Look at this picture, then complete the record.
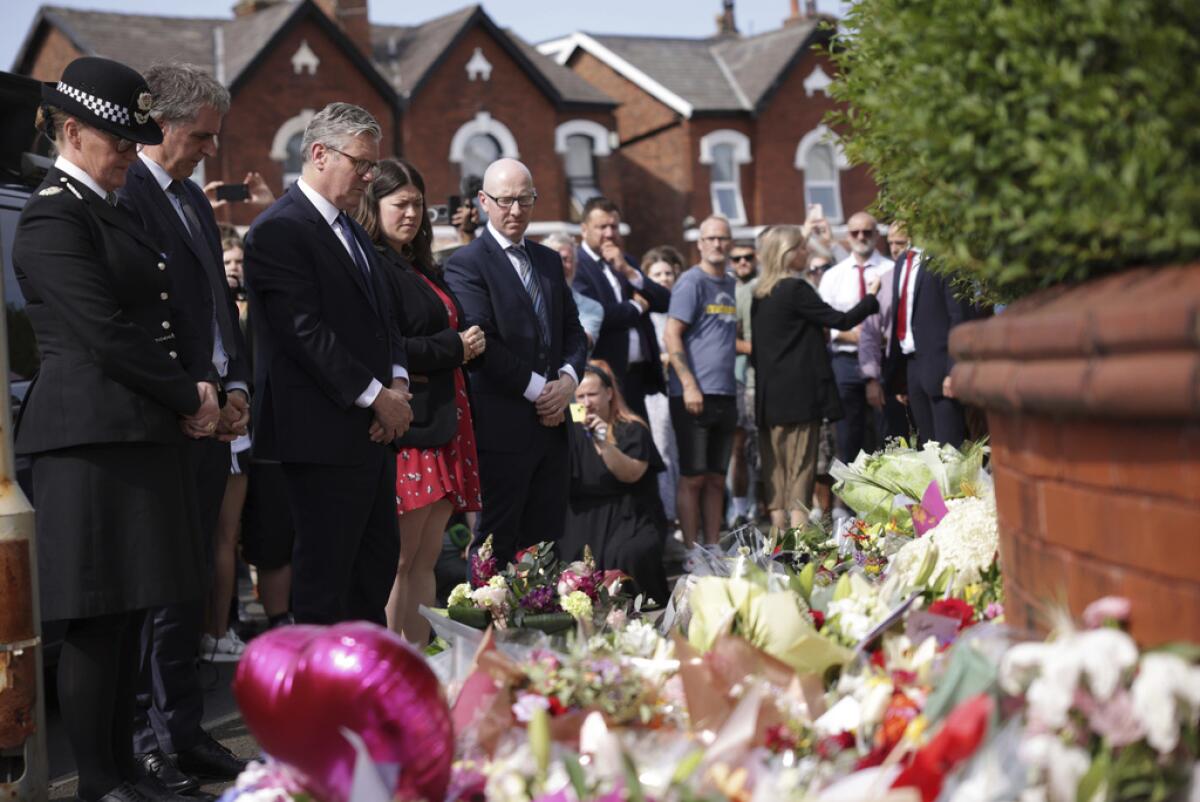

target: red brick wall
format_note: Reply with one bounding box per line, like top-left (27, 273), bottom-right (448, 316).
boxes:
top-left (568, 50), bottom-right (690, 258)
top-left (402, 25), bottom-right (615, 227)
top-left (24, 26), bottom-right (84, 83)
top-left (214, 13), bottom-right (397, 226)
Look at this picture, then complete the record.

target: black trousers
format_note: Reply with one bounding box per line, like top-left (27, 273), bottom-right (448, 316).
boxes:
top-left (831, 353), bottom-right (873, 463)
top-left (906, 357), bottom-right (967, 448)
top-left (284, 449), bottom-right (399, 625)
top-left (474, 424), bottom-right (569, 565)
top-left (133, 437), bottom-right (228, 755)
top-left (618, 364), bottom-right (649, 423)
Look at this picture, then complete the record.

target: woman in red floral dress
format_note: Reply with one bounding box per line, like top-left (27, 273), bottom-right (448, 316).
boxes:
top-left (356, 159), bottom-right (483, 644)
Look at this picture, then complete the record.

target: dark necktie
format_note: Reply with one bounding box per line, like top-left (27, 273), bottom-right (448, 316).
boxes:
top-left (104, 191), bottom-right (117, 207)
top-left (856, 263), bottom-right (867, 300)
top-left (509, 244), bottom-right (549, 344)
top-left (166, 180), bottom-right (239, 360)
top-left (334, 212), bottom-right (378, 309)
top-left (896, 250), bottom-right (915, 343)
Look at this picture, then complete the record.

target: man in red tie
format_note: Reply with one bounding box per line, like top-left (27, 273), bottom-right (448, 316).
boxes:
top-left (817, 211), bottom-right (889, 467)
top-left (860, 222), bottom-right (912, 442)
top-left (880, 229), bottom-right (978, 447)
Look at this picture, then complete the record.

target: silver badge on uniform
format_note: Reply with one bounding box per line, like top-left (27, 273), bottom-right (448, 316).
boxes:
top-left (38, 186), bottom-right (63, 196)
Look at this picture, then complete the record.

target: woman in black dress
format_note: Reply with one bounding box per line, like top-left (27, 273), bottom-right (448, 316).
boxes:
top-left (13, 57), bottom-right (218, 802)
top-left (560, 360), bottom-right (669, 605)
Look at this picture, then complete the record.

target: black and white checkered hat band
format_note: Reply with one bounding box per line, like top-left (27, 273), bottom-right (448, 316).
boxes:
top-left (56, 80), bottom-right (130, 126)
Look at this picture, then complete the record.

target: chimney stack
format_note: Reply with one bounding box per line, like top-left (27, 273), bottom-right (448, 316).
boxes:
top-left (232, 0), bottom-right (281, 17)
top-left (716, 0), bottom-right (739, 36)
top-left (784, 0), bottom-right (819, 26)
top-left (313, 0), bottom-right (372, 56)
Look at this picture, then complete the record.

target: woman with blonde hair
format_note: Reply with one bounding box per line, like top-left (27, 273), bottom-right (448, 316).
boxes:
top-left (559, 359), bottom-right (669, 604)
top-left (751, 226), bottom-right (879, 528)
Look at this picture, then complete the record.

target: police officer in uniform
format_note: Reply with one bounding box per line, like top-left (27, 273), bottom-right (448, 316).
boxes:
top-left (12, 57), bottom-right (220, 802)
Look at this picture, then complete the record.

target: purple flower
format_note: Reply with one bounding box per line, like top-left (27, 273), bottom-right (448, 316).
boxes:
top-left (520, 585), bottom-right (561, 613)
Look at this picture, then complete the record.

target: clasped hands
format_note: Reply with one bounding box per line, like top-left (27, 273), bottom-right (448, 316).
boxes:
top-left (369, 381), bottom-right (414, 443)
top-left (182, 384), bottom-right (251, 440)
top-left (459, 325), bottom-right (486, 363)
top-left (536, 375), bottom-right (575, 427)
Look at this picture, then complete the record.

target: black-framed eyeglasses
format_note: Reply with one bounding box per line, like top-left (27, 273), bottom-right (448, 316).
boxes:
top-left (731, 253), bottom-right (755, 262)
top-left (482, 190), bottom-right (538, 209)
top-left (848, 229), bottom-right (876, 238)
top-left (326, 145), bottom-right (377, 177)
top-left (90, 125), bottom-right (136, 153)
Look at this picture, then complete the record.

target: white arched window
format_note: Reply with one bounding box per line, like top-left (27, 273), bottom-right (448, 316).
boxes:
top-left (795, 125), bottom-right (850, 223)
top-left (449, 112), bottom-right (519, 185)
top-left (555, 120), bottom-right (613, 218)
top-left (699, 129), bottom-right (752, 225)
top-left (270, 109), bottom-right (316, 190)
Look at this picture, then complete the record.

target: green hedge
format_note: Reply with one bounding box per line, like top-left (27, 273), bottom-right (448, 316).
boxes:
top-left (827, 0), bottom-right (1200, 299)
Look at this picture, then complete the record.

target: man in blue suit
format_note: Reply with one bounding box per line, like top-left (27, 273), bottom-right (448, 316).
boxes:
top-left (117, 62), bottom-right (249, 794)
top-left (245, 103), bottom-right (412, 626)
top-left (444, 159), bottom-right (588, 564)
top-left (883, 246), bottom-right (976, 446)
top-left (573, 197), bottom-right (670, 420)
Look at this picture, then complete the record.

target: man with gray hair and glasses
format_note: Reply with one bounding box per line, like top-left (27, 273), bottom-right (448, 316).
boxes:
top-left (245, 103), bottom-right (412, 628)
top-left (117, 61), bottom-right (250, 795)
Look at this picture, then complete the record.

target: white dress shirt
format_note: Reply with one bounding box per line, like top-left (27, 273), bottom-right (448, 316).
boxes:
top-left (296, 177), bottom-right (407, 407)
top-left (818, 250), bottom-right (889, 354)
top-left (137, 153), bottom-right (249, 396)
top-left (897, 248), bottom-right (924, 355)
top-left (581, 241), bottom-right (645, 364)
top-left (54, 155), bottom-right (107, 199)
top-left (487, 221), bottom-right (578, 401)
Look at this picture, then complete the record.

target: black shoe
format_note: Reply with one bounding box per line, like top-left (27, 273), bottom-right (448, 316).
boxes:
top-left (136, 751), bottom-right (198, 795)
top-left (76, 782), bottom-right (152, 802)
top-left (132, 775), bottom-right (200, 802)
top-left (171, 732), bottom-right (248, 781)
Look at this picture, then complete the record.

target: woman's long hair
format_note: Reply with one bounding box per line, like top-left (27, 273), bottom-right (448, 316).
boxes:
top-left (356, 158), bottom-right (435, 271)
top-left (584, 359), bottom-right (647, 429)
top-left (754, 225), bottom-right (807, 298)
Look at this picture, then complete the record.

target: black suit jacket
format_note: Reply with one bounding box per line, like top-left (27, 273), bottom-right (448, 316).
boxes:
top-left (443, 229), bottom-right (587, 453)
top-left (883, 251), bottom-right (976, 397)
top-left (117, 159), bottom-right (249, 389)
top-left (244, 183), bottom-right (406, 465)
top-left (375, 245), bottom-right (466, 448)
top-left (751, 276), bottom-right (878, 427)
top-left (573, 246), bottom-right (670, 392)
top-left (12, 167), bottom-right (200, 453)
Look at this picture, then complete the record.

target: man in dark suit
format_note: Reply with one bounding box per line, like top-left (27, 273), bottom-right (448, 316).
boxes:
top-left (116, 62), bottom-right (248, 794)
top-left (572, 197), bottom-right (670, 420)
top-left (883, 247), bottom-right (976, 446)
top-left (444, 158), bottom-right (587, 565)
top-left (245, 102), bottom-right (412, 626)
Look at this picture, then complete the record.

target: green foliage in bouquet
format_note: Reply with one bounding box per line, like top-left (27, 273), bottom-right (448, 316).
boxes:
top-left (827, 0), bottom-right (1200, 300)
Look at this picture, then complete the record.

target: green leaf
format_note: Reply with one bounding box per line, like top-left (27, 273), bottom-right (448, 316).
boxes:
top-left (563, 751), bottom-right (588, 799)
top-left (795, 562), bottom-right (816, 604)
top-left (833, 572), bottom-right (853, 602)
top-left (1077, 747), bottom-right (1111, 802)
top-left (671, 749), bottom-right (705, 785)
top-left (528, 707), bottom-right (550, 782)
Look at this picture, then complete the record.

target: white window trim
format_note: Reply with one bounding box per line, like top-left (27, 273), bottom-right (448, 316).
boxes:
top-left (699, 129), bottom-right (751, 226)
top-left (269, 109), bottom-right (316, 162)
top-left (554, 119), bottom-right (613, 156)
top-left (795, 124), bottom-right (850, 223)
top-left (448, 111), bottom-right (519, 163)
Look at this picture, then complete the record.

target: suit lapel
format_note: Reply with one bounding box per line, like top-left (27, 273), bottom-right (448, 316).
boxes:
top-left (581, 248), bottom-right (621, 305)
top-left (70, 172), bottom-right (165, 257)
top-left (130, 161), bottom-right (205, 265)
top-left (286, 184), bottom-right (379, 314)
top-left (481, 230), bottom-right (538, 327)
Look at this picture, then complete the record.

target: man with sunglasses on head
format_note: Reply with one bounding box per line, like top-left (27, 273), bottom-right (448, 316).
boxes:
top-left (818, 211), bottom-right (889, 480)
top-left (444, 158), bottom-right (587, 565)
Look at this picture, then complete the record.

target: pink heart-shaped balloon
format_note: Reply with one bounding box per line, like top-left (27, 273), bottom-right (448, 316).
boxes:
top-left (234, 622), bottom-right (454, 802)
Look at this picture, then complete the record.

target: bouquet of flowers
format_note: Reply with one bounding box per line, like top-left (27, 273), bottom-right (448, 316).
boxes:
top-left (447, 538), bottom-right (627, 633)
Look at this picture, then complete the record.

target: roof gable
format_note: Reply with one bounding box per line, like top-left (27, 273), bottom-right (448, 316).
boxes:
top-left (370, 5), bottom-right (613, 109)
top-left (539, 21), bottom-right (827, 118)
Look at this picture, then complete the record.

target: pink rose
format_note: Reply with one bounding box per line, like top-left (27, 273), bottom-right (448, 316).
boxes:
top-left (1083, 596), bottom-right (1131, 629)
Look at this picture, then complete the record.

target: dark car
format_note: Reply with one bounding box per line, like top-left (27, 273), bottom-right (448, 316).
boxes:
top-left (1, 70), bottom-right (63, 662)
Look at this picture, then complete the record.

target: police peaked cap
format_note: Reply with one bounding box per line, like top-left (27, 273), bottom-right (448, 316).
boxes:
top-left (42, 56), bottom-right (163, 145)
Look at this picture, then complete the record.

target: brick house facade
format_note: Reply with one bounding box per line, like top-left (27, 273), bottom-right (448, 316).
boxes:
top-left (12, 1), bottom-right (876, 254)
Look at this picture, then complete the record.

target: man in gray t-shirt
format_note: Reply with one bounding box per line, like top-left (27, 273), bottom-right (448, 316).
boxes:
top-left (663, 216), bottom-right (738, 547)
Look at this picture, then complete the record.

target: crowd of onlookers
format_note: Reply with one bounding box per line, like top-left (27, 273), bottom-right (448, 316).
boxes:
top-left (16, 54), bottom-right (981, 802)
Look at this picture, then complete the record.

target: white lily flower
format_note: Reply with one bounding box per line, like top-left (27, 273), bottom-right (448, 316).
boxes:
top-left (1131, 652), bottom-right (1200, 754)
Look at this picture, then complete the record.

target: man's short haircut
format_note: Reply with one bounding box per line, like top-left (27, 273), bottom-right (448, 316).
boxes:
top-left (301, 102), bottom-right (382, 163)
top-left (144, 63), bottom-right (230, 123)
top-left (582, 196), bottom-right (620, 220)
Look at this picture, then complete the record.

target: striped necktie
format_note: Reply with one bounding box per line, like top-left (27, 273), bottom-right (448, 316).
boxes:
top-left (509, 244), bottom-right (549, 344)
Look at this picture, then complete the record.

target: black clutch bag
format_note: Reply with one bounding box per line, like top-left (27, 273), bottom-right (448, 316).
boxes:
top-left (393, 372), bottom-right (458, 449)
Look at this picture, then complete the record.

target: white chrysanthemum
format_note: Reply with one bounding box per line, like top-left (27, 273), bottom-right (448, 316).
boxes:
top-left (1018, 734), bottom-right (1092, 802)
top-left (447, 582), bottom-right (472, 607)
top-left (889, 532), bottom-right (934, 588)
top-left (891, 495), bottom-right (998, 592)
top-left (618, 619), bottom-right (661, 658)
top-left (1131, 652), bottom-right (1200, 754)
top-left (488, 574), bottom-right (508, 590)
top-left (827, 592), bottom-right (890, 644)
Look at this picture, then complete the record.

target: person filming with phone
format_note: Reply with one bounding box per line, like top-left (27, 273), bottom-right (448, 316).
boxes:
top-left (559, 360), bottom-right (669, 605)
